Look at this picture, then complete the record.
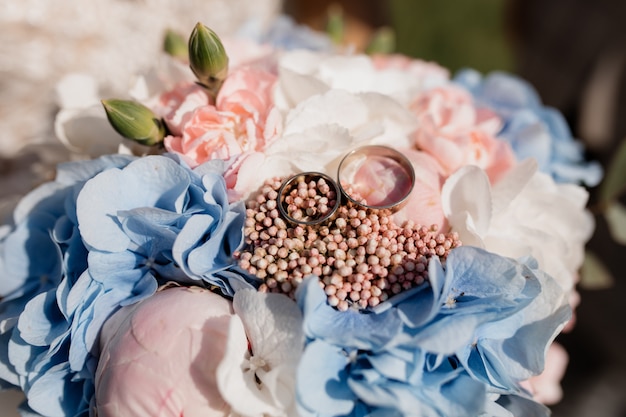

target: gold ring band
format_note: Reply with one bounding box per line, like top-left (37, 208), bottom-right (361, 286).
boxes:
top-left (337, 145), bottom-right (415, 212)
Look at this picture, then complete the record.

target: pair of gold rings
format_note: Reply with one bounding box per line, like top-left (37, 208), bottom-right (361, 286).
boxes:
top-left (277, 145), bottom-right (415, 225)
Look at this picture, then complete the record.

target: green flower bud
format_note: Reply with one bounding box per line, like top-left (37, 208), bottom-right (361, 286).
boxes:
top-left (101, 99), bottom-right (165, 146)
top-left (365, 27), bottom-right (396, 55)
top-left (163, 29), bottom-right (188, 60)
top-left (188, 22), bottom-right (229, 95)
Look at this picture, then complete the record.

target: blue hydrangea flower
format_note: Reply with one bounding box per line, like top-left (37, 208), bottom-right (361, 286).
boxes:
top-left (295, 246), bottom-right (569, 416)
top-left (238, 15), bottom-right (334, 52)
top-left (0, 155), bottom-right (135, 414)
top-left (454, 69), bottom-right (602, 186)
top-left (1, 154), bottom-right (252, 416)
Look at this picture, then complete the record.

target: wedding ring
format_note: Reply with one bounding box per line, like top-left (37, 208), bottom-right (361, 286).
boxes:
top-left (277, 172), bottom-right (341, 225)
top-left (337, 145), bottom-right (415, 212)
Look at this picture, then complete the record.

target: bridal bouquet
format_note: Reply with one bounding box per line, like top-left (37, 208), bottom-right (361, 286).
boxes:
top-left (0, 21), bottom-right (601, 417)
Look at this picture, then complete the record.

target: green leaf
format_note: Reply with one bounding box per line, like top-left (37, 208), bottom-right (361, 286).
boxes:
top-left (579, 251), bottom-right (614, 290)
top-left (605, 201), bottom-right (626, 245)
top-left (365, 27), bottom-right (396, 55)
top-left (600, 137), bottom-right (626, 202)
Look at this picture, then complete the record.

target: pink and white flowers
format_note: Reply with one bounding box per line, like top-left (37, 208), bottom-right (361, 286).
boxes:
top-left (43, 24), bottom-right (599, 416)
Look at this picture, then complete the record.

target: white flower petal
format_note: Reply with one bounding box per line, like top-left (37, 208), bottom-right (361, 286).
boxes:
top-left (491, 158), bottom-right (537, 214)
top-left (442, 165), bottom-right (492, 239)
top-left (233, 289), bottom-right (304, 366)
top-left (217, 290), bottom-right (303, 417)
top-left (217, 317), bottom-right (283, 417)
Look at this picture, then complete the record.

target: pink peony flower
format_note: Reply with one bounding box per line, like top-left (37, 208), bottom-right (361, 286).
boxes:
top-left (163, 67), bottom-right (282, 168)
top-left (95, 286), bottom-right (235, 417)
top-left (410, 84), bottom-right (515, 182)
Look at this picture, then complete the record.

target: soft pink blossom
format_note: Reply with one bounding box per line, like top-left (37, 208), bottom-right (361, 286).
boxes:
top-left (163, 67), bottom-right (282, 168)
top-left (371, 54), bottom-right (450, 83)
top-left (392, 148), bottom-right (447, 230)
top-left (410, 85), bottom-right (515, 181)
top-left (521, 342), bottom-right (569, 405)
top-left (95, 287), bottom-right (235, 417)
top-left (157, 82), bottom-right (210, 135)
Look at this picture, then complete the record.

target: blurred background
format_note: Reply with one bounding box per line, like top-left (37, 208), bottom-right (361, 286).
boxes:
top-left (1, 0), bottom-right (625, 415)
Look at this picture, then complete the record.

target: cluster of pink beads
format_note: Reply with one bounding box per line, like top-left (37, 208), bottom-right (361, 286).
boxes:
top-left (282, 174), bottom-right (338, 223)
top-left (235, 176), bottom-right (462, 311)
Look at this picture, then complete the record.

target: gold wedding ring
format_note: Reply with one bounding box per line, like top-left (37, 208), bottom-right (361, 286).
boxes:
top-left (277, 172), bottom-right (341, 225)
top-left (277, 146), bottom-right (415, 224)
top-left (337, 145), bottom-right (415, 212)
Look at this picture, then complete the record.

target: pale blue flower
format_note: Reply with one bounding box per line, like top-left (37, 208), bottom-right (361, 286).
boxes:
top-left (238, 15), bottom-right (334, 52)
top-left (76, 154), bottom-right (250, 294)
top-left (0, 154), bottom-right (134, 415)
top-left (454, 69), bottom-right (602, 186)
top-left (1, 154), bottom-right (251, 416)
top-left (295, 247), bottom-right (567, 416)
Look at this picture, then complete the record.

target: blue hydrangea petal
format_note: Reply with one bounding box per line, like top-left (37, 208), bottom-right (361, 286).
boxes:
top-left (297, 276), bottom-right (404, 351)
top-left (0, 330), bottom-right (19, 387)
top-left (12, 183), bottom-right (67, 225)
top-left (207, 268), bottom-right (260, 296)
top-left (296, 340), bottom-right (356, 416)
top-left (1, 213), bottom-right (63, 297)
top-left (76, 156), bottom-right (191, 252)
top-left (366, 350), bottom-right (421, 382)
top-left (201, 173), bottom-right (230, 210)
top-left (173, 206), bottom-right (245, 280)
top-left (117, 208), bottom-right (180, 255)
top-left (395, 258), bottom-right (446, 328)
top-left (25, 361), bottom-right (86, 417)
top-left (407, 314), bottom-right (483, 355)
top-left (494, 394), bottom-right (550, 417)
top-left (54, 155), bottom-right (136, 186)
top-left (442, 247), bottom-right (538, 304)
top-left (16, 291), bottom-right (67, 347)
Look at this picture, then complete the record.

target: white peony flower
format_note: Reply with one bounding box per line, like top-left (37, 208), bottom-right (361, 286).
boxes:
top-left (442, 159), bottom-right (593, 291)
top-left (274, 50), bottom-right (449, 111)
top-left (231, 88), bottom-right (418, 198)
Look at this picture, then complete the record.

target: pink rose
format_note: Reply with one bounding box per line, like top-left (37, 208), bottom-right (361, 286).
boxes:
top-left (163, 67), bottom-right (282, 168)
top-left (95, 287), bottom-right (235, 417)
top-left (410, 85), bottom-right (515, 181)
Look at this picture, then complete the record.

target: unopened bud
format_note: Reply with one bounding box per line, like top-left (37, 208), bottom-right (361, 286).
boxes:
top-left (163, 29), bottom-right (188, 60)
top-left (101, 99), bottom-right (165, 146)
top-left (188, 22), bottom-right (229, 95)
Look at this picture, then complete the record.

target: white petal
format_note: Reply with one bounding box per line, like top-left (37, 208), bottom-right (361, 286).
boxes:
top-left (283, 90), bottom-right (369, 136)
top-left (233, 289), bottom-right (304, 366)
top-left (217, 317), bottom-right (282, 417)
top-left (442, 165), bottom-right (492, 239)
top-left (491, 158), bottom-right (537, 214)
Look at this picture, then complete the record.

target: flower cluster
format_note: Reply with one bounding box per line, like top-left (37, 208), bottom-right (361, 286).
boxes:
top-left (0, 19), bottom-right (598, 417)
